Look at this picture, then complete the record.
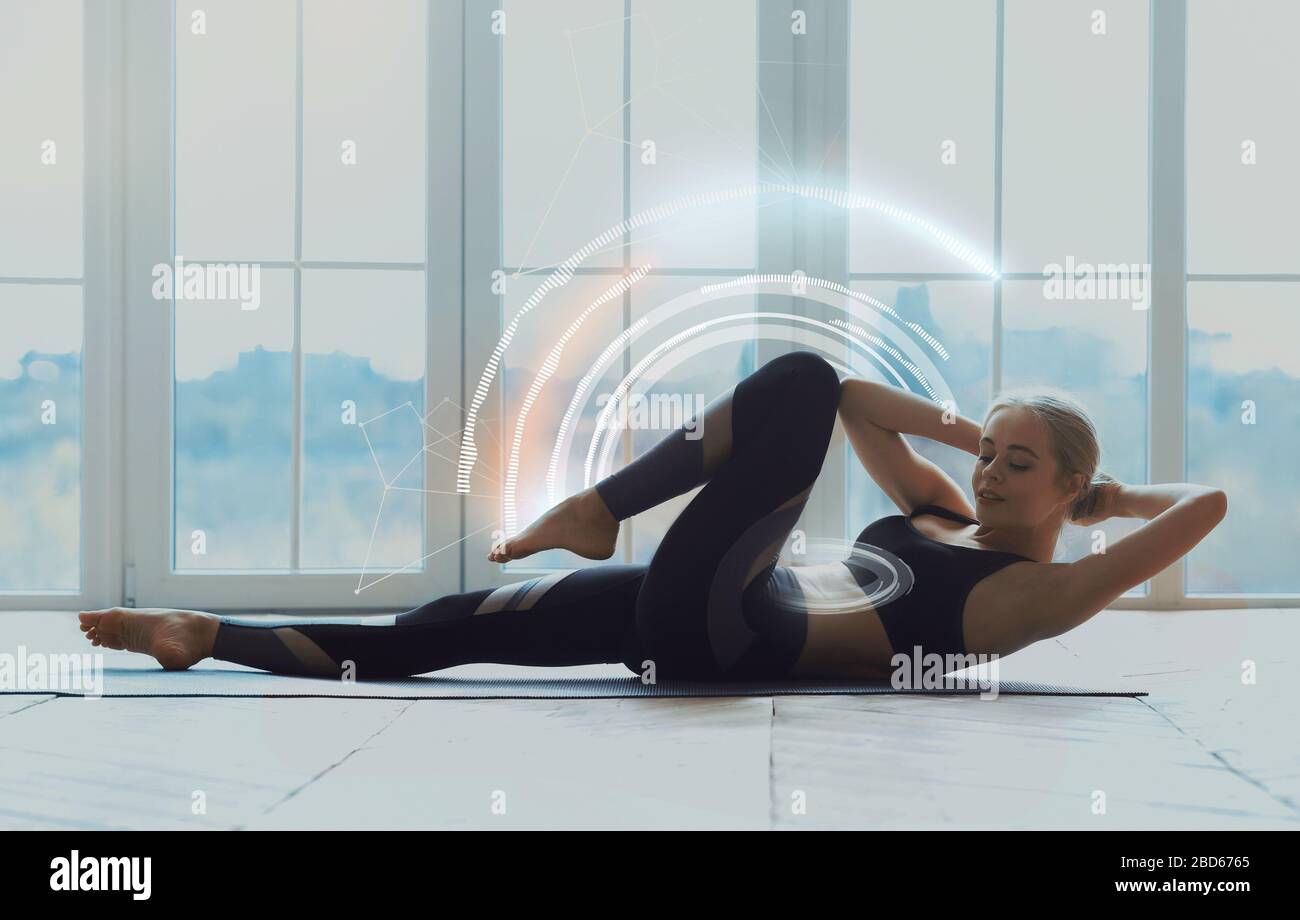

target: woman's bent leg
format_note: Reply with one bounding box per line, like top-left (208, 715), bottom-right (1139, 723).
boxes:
top-left (594, 349), bottom-right (834, 521)
top-left (490, 346), bottom-right (840, 564)
top-left (620, 351), bottom-right (842, 681)
top-left (211, 565), bottom-right (646, 679)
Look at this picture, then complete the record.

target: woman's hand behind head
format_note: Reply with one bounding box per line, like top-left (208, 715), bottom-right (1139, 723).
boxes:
top-left (1069, 474), bottom-right (1123, 527)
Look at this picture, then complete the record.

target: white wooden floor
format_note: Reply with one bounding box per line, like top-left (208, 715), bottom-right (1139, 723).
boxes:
top-left (1, 608), bottom-right (1297, 830)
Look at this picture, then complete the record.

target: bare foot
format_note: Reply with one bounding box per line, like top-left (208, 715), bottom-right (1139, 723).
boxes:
top-left (488, 488), bottom-right (619, 563)
top-left (78, 607), bottom-right (220, 671)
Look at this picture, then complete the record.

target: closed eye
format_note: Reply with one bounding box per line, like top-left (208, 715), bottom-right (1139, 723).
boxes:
top-left (979, 455), bottom-right (1031, 471)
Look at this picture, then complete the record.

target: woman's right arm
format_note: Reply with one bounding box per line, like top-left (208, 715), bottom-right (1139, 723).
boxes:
top-left (837, 378), bottom-right (982, 517)
top-left (839, 378), bottom-right (983, 455)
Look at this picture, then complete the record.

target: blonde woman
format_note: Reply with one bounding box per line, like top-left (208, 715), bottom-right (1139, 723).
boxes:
top-left (80, 351), bottom-right (1227, 682)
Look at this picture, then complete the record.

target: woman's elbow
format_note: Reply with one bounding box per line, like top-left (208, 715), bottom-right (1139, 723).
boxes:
top-left (1208, 489), bottom-right (1228, 521)
top-left (1191, 487), bottom-right (1228, 527)
top-left (835, 376), bottom-right (858, 413)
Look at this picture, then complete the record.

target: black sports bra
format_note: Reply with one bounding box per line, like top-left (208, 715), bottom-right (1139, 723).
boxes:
top-left (845, 503), bottom-right (1034, 659)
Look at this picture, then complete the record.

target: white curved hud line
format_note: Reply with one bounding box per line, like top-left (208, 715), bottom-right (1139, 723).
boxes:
top-left (459, 182), bottom-right (998, 493)
top-left (580, 288), bottom-right (955, 494)
top-left (585, 313), bottom-right (908, 490)
top-left (543, 274), bottom-right (950, 509)
top-left (762, 539), bottom-right (916, 615)
top-left (503, 266), bottom-right (652, 534)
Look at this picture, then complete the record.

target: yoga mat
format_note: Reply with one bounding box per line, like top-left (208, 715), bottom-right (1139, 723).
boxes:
top-left (2, 662), bottom-right (1147, 699)
top-left (0, 613), bottom-right (1146, 699)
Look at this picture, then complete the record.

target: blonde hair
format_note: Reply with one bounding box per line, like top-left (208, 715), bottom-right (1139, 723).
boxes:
top-left (983, 386), bottom-right (1114, 523)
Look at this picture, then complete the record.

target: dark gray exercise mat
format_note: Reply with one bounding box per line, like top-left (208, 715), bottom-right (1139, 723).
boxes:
top-left (4, 663), bottom-right (1147, 699)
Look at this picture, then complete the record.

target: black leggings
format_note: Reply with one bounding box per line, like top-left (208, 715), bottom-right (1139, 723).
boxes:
top-left (210, 351), bottom-right (842, 682)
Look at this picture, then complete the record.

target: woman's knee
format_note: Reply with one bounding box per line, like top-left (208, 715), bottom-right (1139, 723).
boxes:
top-left (766, 350), bottom-right (841, 409)
top-left (768, 352), bottom-right (842, 452)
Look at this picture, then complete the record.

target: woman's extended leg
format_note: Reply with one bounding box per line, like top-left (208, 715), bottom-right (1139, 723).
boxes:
top-left (78, 564), bottom-right (647, 679)
top-left (612, 350), bottom-right (842, 680)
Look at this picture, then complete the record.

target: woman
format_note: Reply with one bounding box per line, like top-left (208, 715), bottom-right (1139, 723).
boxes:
top-left (78, 351), bottom-right (1228, 681)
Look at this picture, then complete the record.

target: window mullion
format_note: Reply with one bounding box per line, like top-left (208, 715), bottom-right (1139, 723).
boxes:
top-left (621, 0), bottom-right (633, 564)
top-left (1148, 0), bottom-right (1188, 607)
top-left (290, 0), bottom-right (305, 570)
top-left (992, 0), bottom-right (1005, 400)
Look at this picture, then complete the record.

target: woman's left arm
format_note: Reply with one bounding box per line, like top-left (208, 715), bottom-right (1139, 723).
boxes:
top-left (1110, 482), bottom-right (1219, 520)
top-left (1071, 480), bottom-right (1206, 527)
top-left (1028, 486), bottom-right (1229, 643)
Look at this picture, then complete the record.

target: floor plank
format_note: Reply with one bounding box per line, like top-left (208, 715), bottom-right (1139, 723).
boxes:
top-left (770, 695), bottom-right (1297, 829)
top-left (248, 698), bottom-right (773, 830)
top-left (0, 697), bottom-right (407, 829)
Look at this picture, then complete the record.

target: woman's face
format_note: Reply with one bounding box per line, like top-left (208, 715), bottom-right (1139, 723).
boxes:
top-left (971, 407), bottom-right (1082, 526)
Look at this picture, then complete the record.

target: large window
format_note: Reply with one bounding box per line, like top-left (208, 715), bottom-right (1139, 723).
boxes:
top-left (470, 0), bottom-right (1154, 593)
top-left (842, 0), bottom-right (1150, 581)
top-left (464, 0), bottom-right (764, 587)
top-left (1185, 0), bottom-right (1300, 595)
top-left (117, 0), bottom-right (459, 610)
top-left (0, 0), bottom-right (100, 604)
top-left (0, 0), bottom-right (1292, 610)
top-left (172, 0), bottom-right (429, 575)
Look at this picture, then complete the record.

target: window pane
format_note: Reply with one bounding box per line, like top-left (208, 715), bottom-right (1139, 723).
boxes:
top-left (302, 0), bottom-right (427, 263)
top-left (1002, 0), bottom-right (1148, 272)
top-left (174, 269), bottom-right (294, 569)
top-left (848, 0), bottom-right (995, 273)
top-left (845, 282), bottom-right (993, 533)
top-left (627, 276), bottom-right (758, 564)
top-left (1187, 282), bottom-right (1299, 593)
top-left (0, 0), bottom-right (82, 278)
top-left (502, 0), bottom-right (623, 269)
top-left (629, 0), bottom-right (756, 268)
top-left (175, 0), bottom-right (296, 260)
top-left (1187, 0), bottom-right (1300, 273)
top-left (0, 285), bottom-right (82, 591)
top-left (501, 273), bottom-right (628, 571)
top-left (301, 269), bottom-right (425, 569)
top-left (1001, 281), bottom-right (1147, 579)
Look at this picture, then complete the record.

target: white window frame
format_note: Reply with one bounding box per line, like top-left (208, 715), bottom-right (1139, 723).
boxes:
top-left (461, 0), bottom-right (804, 591)
top-left (1176, 0), bottom-right (1300, 606)
top-left (120, 0), bottom-right (465, 611)
top-left (463, 0), bottom-right (1291, 608)
top-left (0, 0), bottom-right (119, 612)
top-left (834, 0), bottom-right (1167, 609)
top-left (6, 0), bottom-right (1290, 612)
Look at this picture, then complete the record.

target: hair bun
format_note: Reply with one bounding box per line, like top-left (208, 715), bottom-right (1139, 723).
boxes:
top-left (1070, 471), bottom-right (1117, 522)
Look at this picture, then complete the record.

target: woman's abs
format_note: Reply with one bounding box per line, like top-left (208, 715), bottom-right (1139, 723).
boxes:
top-left (758, 562), bottom-right (897, 679)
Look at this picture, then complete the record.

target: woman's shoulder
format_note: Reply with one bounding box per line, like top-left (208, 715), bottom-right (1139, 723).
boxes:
top-left (963, 557), bottom-right (1061, 655)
